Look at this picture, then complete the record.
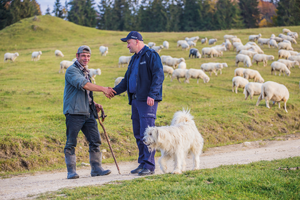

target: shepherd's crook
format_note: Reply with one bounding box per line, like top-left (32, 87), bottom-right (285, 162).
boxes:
top-left (97, 108), bottom-right (121, 174)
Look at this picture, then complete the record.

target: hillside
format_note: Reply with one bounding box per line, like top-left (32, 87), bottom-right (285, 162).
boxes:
top-left (0, 15), bottom-right (300, 174)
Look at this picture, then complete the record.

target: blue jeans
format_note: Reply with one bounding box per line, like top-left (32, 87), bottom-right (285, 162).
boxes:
top-left (64, 109), bottom-right (101, 155)
top-left (131, 100), bottom-right (158, 171)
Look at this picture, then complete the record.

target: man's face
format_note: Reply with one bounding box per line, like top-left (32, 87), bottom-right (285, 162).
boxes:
top-left (76, 52), bottom-right (90, 67)
top-left (127, 39), bottom-right (138, 53)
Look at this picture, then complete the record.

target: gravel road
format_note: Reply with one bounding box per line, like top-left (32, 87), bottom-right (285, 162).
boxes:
top-left (1, 136), bottom-right (300, 200)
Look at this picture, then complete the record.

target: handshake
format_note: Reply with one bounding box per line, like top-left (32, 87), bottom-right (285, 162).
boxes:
top-left (103, 87), bottom-right (117, 99)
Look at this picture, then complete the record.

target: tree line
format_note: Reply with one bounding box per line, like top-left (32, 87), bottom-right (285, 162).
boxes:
top-left (1, 0), bottom-right (300, 31)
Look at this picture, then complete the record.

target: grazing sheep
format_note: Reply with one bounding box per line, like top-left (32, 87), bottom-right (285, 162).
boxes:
top-left (287, 32), bottom-right (298, 39)
top-left (201, 47), bottom-right (220, 58)
top-left (207, 62), bottom-right (228, 74)
top-left (4, 52), bottom-right (19, 62)
top-left (178, 62), bottom-right (186, 69)
top-left (274, 37), bottom-right (284, 43)
top-left (177, 40), bottom-right (188, 47)
top-left (32, 51), bottom-right (42, 61)
top-left (152, 45), bottom-right (164, 53)
top-left (231, 38), bottom-right (242, 43)
top-left (234, 68), bottom-right (246, 77)
top-left (72, 58), bottom-right (77, 62)
top-left (270, 34), bottom-right (275, 39)
top-left (180, 43), bottom-right (190, 51)
top-left (256, 81), bottom-right (289, 112)
top-left (268, 39), bottom-right (278, 48)
top-left (55, 50), bottom-right (64, 57)
top-left (288, 55), bottom-right (300, 63)
top-left (283, 28), bottom-right (291, 33)
top-left (279, 34), bottom-right (297, 44)
top-left (185, 69), bottom-right (210, 83)
top-left (244, 82), bottom-right (263, 100)
top-left (232, 77), bottom-right (249, 93)
top-left (161, 55), bottom-right (172, 64)
top-left (248, 45), bottom-right (264, 54)
top-left (89, 68), bottom-right (101, 84)
top-left (186, 36), bottom-right (199, 43)
top-left (235, 54), bottom-right (252, 68)
top-left (171, 69), bottom-right (188, 83)
top-left (118, 56), bottom-right (131, 68)
top-left (278, 59), bottom-right (299, 69)
top-left (252, 54), bottom-right (274, 67)
top-left (208, 39), bottom-right (217, 45)
top-left (187, 40), bottom-right (196, 47)
top-left (163, 65), bottom-right (174, 77)
top-left (99, 46), bottom-right (108, 56)
top-left (163, 41), bottom-right (169, 49)
top-left (282, 40), bottom-right (291, 45)
top-left (239, 50), bottom-right (257, 58)
top-left (165, 57), bottom-right (185, 69)
top-left (278, 50), bottom-right (291, 59)
top-left (278, 42), bottom-right (293, 50)
top-left (243, 69), bottom-right (264, 83)
top-left (233, 42), bottom-right (243, 51)
top-left (200, 63), bottom-right (223, 76)
top-left (270, 61), bottom-right (291, 76)
top-left (258, 38), bottom-right (270, 46)
top-left (246, 42), bottom-right (258, 46)
top-left (236, 45), bottom-right (252, 54)
top-left (249, 34), bottom-right (262, 42)
top-left (201, 37), bottom-right (207, 44)
top-left (189, 48), bottom-right (201, 59)
top-left (225, 39), bottom-right (232, 51)
top-left (224, 35), bottom-right (236, 42)
top-left (212, 46), bottom-right (226, 55)
top-left (287, 50), bottom-right (298, 56)
top-left (59, 60), bottom-right (74, 73)
top-left (148, 42), bottom-right (156, 48)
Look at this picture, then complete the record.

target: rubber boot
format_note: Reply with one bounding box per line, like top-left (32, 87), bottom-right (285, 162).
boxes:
top-left (90, 151), bottom-right (111, 176)
top-left (65, 154), bottom-right (79, 179)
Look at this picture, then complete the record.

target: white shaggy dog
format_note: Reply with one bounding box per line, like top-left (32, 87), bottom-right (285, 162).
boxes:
top-left (143, 110), bottom-right (204, 174)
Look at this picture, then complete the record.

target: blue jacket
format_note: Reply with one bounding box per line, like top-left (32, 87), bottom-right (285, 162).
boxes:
top-left (63, 64), bottom-right (96, 116)
top-left (114, 46), bottom-right (164, 105)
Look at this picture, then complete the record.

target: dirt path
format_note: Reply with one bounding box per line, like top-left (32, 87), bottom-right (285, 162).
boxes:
top-left (1, 136), bottom-right (300, 200)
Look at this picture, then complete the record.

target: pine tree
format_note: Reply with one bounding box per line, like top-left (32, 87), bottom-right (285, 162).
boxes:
top-left (181, 0), bottom-right (201, 31)
top-left (0, 0), bottom-right (12, 30)
top-left (45, 5), bottom-right (51, 15)
top-left (238, 0), bottom-right (260, 28)
top-left (10, 0), bottom-right (41, 23)
top-left (68, 0), bottom-right (97, 27)
top-left (166, 0), bottom-right (183, 32)
top-left (52, 0), bottom-right (64, 18)
top-left (275, 0), bottom-right (300, 26)
top-left (149, 0), bottom-right (167, 32)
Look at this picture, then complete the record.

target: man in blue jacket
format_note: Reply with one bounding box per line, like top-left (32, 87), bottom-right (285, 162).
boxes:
top-left (63, 45), bottom-right (116, 179)
top-left (113, 31), bottom-right (164, 176)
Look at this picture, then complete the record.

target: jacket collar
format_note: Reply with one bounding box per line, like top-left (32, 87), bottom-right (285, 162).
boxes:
top-left (132, 45), bottom-right (150, 59)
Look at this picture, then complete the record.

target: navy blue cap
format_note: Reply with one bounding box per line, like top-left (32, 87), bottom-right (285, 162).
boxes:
top-left (121, 31), bottom-right (143, 42)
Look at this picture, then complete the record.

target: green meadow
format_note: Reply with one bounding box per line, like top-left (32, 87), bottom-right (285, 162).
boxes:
top-left (0, 15), bottom-right (300, 174)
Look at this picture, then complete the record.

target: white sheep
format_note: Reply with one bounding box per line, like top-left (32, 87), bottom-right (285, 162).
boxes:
top-left (244, 82), bottom-right (263, 100)
top-left (187, 40), bottom-right (196, 47)
top-left (152, 45), bottom-right (164, 53)
top-left (270, 34), bottom-right (275, 39)
top-left (224, 35), bottom-right (236, 42)
top-left (258, 38), bottom-right (270, 46)
top-left (283, 28), bottom-right (291, 33)
top-left (256, 81), bottom-right (289, 112)
top-left (268, 39), bottom-right (278, 48)
top-left (163, 41), bottom-right (169, 49)
top-left (243, 69), bottom-right (264, 83)
top-left (232, 77), bottom-right (249, 93)
top-left (208, 62), bottom-right (228, 74)
top-left (180, 43), bottom-right (190, 51)
top-left (246, 42), bottom-right (259, 46)
top-left (171, 69), bottom-right (188, 83)
top-left (234, 68), bottom-right (246, 77)
top-left (177, 40), bottom-right (188, 47)
top-left (288, 55), bottom-right (300, 63)
top-left (274, 37), bottom-right (284, 43)
top-left (278, 59), bottom-right (299, 69)
top-left (186, 36), bottom-right (199, 43)
top-left (233, 42), bottom-right (243, 51)
top-left (32, 51), bottom-right (42, 61)
top-left (287, 50), bottom-right (298, 56)
top-left (270, 61), bottom-right (291, 76)
top-left (55, 50), bottom-right (64, 57)
top-left (287, 32), bottom-right (298, 39)
top-left (200, 63), bottom-right (223, 76)
top-left (148, 42), bottom-right (156, 48)
top-left (231, 38), bottom-right (242, 43)
top-left (235, 54), bottom-right (252, 68)
top-left (278, 50), bottom-right (291, 59)
top-left (252, 54), bottom-right (274, 67)
top-left (236, 45), bottom-right (252, 54)
top-left (161, 55), bottom-right (172, 64)
top-left (201, 37), bottom-right (207, 44)
top-left (208, 39), bottom-right (217, 45)
top-left (249, 34), bottom-right (262, 42)
top-left (225, 39), bottom-right (232, 51)
top-left (72, 58), bottom-right (77, 62)
top-left (278, 42), bottom-right (293, 50)
top-left (4, 52), bottom-right (19, 62)
top-left (59, 60), bottom-right (74, 73)
top-left (185, 69), bottom-right (210, 83)
top-left (212, 46), bottom-right (226, 55)
top-left (118, 56), bottom-right (131, 68)
top-left (165, 57), bottom-right (185, 69)
top-left (282, 40), bottom-right (291, 45)
top-left (279, 34), bottom-right (297, 44)
top-left (239, 50), bottom-right (257, 58)
top-left (248, 45), bottom-right (264, 54)
top-left (201, 47), bottom-right (220, 58)
top-left (99, 46), bottom-right (108, 56)
top-left (178, 62), bottom-right (186, 69)
top-left (163, 65), bottom-right (174, 78)
top-left (89, 68), bottom-right (101, 84)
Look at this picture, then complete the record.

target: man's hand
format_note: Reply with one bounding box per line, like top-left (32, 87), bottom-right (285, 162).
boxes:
top-left (147, 96), bottom-right (154, 106)
top-left (94, 102), bottom-right (102, 113)
top-left (103, 87), bottom-right (116, 99)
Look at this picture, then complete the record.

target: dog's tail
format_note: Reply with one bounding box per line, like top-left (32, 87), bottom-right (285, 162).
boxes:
top-left (171, 108), bottom-right (194, 125)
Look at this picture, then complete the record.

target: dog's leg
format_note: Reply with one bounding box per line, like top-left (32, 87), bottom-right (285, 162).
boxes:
top-left (172, 151), bottom-right (183, 174)
top-left (158, 152), bottom-right (168, 173)
top-left (191, 146), bottom-right (201, 170)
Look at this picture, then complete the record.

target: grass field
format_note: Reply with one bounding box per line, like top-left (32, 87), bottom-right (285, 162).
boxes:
top-left (0, 15), bottom-right (300, 174)
top-left (37, 157), bottom-right (300, 199)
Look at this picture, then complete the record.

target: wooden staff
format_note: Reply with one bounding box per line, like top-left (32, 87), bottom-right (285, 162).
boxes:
top-left (97, 107), bottom-right (121, 174)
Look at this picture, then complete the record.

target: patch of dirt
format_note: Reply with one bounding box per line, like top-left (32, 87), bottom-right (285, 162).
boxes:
top-left (1, 134), bottom-right (300, 200)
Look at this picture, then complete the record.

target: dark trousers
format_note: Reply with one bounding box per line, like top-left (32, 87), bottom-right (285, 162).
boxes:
top-left (131, 99), bottom-right (158, 171)
top-left (64, 108), bottom-right (101, 155)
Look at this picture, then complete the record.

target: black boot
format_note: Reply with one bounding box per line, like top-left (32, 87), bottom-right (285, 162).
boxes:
top-left (65, 154), bottom-right (79, 179)
top-left (89, 151), bottom-right (111, 176)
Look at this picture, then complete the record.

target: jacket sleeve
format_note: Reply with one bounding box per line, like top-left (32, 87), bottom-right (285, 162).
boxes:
top-left (65, 66), bottom-right (89, 91)
top-left (113, 69), bottom-right (129, 95)
top-left (148, 52), bottom-right (164, 99)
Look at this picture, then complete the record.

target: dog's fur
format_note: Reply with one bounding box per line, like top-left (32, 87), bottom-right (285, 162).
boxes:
top-left (143, 109), bottom-right (204, 174)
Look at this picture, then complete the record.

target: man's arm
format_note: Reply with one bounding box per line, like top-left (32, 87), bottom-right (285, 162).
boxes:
top-left (83, 82), bottom-right (116, 99)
